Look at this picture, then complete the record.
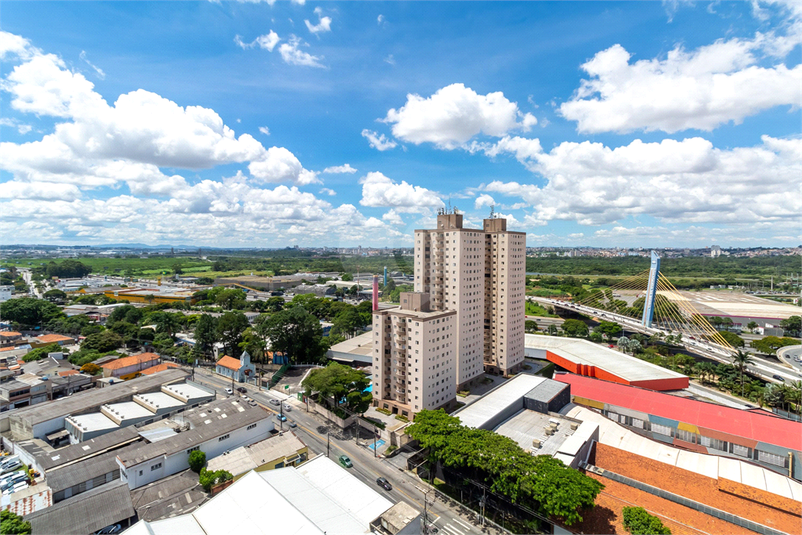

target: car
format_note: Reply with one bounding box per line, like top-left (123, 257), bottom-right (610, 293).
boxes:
top-left (0, 459), bottom-right (21, 474)
top-left (225, 388), bottom-right (233, 395)
top-left (338, 455), bottom-right (352, 469)
top-left (277, 415), bottom-right (287, 422)
top-left (376, 477), bottom-right (392, 491)
top-left (282, 403), bottom-right (292, 412)
top-left (0, 473), bottom-right (27, 491)
top-left (248, 400), bottom-right (258, 407)
top-left (773, 374), bottom-right (785, 382)
top-left (237, 387), bottom-right (246, 393)
top-left (243, 396), bottom-right (250, 401)
top-left (268, 399), bottom-right (281, 406)
top-left (95, 524), bottom-right (122, 535)
top-left (288, 421), bottom-right (297, 428)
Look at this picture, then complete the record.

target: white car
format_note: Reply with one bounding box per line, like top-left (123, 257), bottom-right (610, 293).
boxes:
top-left (0, 459), bottom-right (21, 474)
top-left (225, 388), bottom-right (233, 395)
top-left (282, 403), bottom-right (292, 412)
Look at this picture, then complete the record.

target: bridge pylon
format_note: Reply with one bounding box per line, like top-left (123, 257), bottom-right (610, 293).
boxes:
top-left (641, 251), bottom-right (661, 328)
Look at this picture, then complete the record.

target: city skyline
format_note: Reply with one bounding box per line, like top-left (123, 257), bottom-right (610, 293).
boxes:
top-left (1, 1), bottom-right (800, 249)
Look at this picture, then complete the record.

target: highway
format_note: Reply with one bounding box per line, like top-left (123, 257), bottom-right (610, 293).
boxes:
top-left (531, 297), bottom-right (802, 385)
top-left (191, 368), bottom-right (503, 535)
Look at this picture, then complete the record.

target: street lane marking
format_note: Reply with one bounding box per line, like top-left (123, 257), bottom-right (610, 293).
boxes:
top-left (452, 517), bottom-right (471, 530)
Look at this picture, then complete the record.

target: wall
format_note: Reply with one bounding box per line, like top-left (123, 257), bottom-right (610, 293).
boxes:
top-left (309, 401), bottom-right (356, 429)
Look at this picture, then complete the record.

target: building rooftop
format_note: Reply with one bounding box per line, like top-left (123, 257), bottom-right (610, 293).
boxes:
top-left (36, 334), bottom-right (74, 344)
top-left (526, 334), bottom-right (687, 388)
top-left (116, 400), bottom-right (268, 467)
top-left (558, 373), bottom-right (802, 452)
top-left (327, 331), bottom-right (374, 363)
top-left (103, 401), bottom-right (154, 423)
top-left (25, 480), bottom-right (135, 535)
top-left (45, 446), bottom-right (131, 493)
top-left (206, 431), bottom-right (307, 477)
top-left (67, 412), bottom-right (119, 434)
top-left (455, 374), bottom-right (547, 430)
top-left (34, 426), bottom-right (141, 471)
top-left (162, 381), bottom-right (214, 402)
top-left (135, 391), bottom-right (184, 412)
top-left (494, 409), bottom-right (577, 457)
top-left (140, 362), bottom-right (180, 375)
top-left (216, 355), bottom-right (240, 371)
top-left (0, 331), bottom-right (22, 338)
top-left (101, 352), bottom-right (160, 371)
top-left (9, 368), bottom-right (188, 427)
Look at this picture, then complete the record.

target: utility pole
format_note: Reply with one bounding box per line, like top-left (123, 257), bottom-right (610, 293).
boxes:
top-left (480, 486), bottom-right (486, 528)
top-left (326, 429), bottom-right (330, 458)
top-left (373, 426), bottom-right (377, 458)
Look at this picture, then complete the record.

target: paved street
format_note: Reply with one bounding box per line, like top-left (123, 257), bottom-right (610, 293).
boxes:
top-left (191, 367), bottom-right (506, 535)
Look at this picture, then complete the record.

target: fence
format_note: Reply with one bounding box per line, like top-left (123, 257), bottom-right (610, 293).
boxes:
top-left (269, 363), bottom-right (290, 387)
top-left (582, 463), bottom-right (789, 535)
top-left (772, 408), bottom-right (802, 422)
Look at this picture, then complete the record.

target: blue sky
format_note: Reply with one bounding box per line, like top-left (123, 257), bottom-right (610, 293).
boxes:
top-left (1, 0), bottom-right (800, 248)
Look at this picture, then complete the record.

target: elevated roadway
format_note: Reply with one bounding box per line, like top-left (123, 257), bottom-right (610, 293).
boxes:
top-left (530, 297), bottom-right (801, 386)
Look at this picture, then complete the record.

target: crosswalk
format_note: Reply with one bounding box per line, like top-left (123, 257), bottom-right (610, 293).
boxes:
top-left (435, 516), bottom-right (474, 535)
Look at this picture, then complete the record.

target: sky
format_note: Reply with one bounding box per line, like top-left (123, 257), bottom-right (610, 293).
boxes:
top-left (0, 0), bottom-right (800, 249)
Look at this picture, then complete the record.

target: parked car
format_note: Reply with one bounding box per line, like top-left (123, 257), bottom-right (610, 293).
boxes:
top-left (773, 374), bottom-right (785, 382)
top-left (1, 473), bottom-right (27, 491)
top-left (248, 400), bottom-right (258, 407)
top-left (282, 403), bottom-right (292, 412)
top-left (225, 388), bottom-right (233, 395)
top-left (376, 477), bottom-right (392, 491)
top-left (95, 524), bottom-right (122, 535)
top-left (338, 455), bottom-right (352, 469)
top-left (0, 459), bottom-right (21, 474)
top-left (288, 421), bottom-right (297, 428)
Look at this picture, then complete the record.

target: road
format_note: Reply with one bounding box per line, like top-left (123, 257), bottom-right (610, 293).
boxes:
top-left (778, 345), bottom-right (802, 377)
top-left (19, 269), bottom-right (42, 299)
top-left (191, 367), bottom-right (503, 535)
top-left (535, 297), bottom-right (802, 385)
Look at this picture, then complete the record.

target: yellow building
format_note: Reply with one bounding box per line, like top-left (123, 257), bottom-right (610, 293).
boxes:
top-left (205, 431), bottom-right (309, 480)
top-left (103, 288), bottom-right (197, 305)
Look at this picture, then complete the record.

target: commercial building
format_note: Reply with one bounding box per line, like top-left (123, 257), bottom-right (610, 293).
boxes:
top-left (126, 455), bottom-right (420, 535)
top-left (372, 292), bottom-right (457, 418)
top-left (205, 431), bottom-right (309, 478)
top-left (556, 373), bottom-right (802, 481)
top-left (116, 398), bottom-right (273, 489)
top-left (213, 275), bottom-right (305, 292)
top-left (215, 351), bottom-right (256, 383)
top-left (413, 212), bottom-right (526, 384)
top-left (526, 334), bottom-right (689, 391)
top-left (100, 352), bottom-right (161, 378)
top-left (103, 288), bottom-right (197, 305)
top-left (327, 331), bottom-right (374, 364)
top-left (2, 368), bottom-right (188, 441)
top-left (33, 333), bottom-right (75, 347)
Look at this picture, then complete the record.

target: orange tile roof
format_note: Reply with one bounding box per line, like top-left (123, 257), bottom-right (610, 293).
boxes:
top-left (36, 334), bottom-right (73, 343)
top-left (58, 370), bottom-right (80, 377)
top-left (139, 362), bottom-right (180, 376)
top-left (592, 443), bottom-right (801, 534)
top-left (0, 332), bottom-right (22, 338)
top-left (101, 352), bottom-right (160, 371)
top-left (216, 355), bottom-right (241, 371)
top-left (0, 347), bottom-right (18, 352)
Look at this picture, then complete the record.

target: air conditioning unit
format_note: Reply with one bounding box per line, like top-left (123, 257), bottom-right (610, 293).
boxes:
top-left (544, 427), bottom-right (554, 435)
top-left (570, 422), bottom-right (579, 431)
top-left (532, 438), bottom-right (542, 448)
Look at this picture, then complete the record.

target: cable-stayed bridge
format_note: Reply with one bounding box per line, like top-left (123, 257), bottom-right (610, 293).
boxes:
top-left (532, 252), bottom-right (799, 385)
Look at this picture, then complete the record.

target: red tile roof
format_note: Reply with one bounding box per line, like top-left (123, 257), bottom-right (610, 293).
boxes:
top-left (556, 373), bottom-right (802, 451)
top-left (139, 362), bottom-right (180, 375)
top-left (36, 334), bottom-right (73, 343)
top-left (0, 332), bottom-right (22, 338)
top-left (216, 355), bottom-right (241, 371)
top-left (58, 370), bottom-right (79, 377)
top-left (101, 352), bottom-right (160, 371)
top-left (592, 443), bottom-right (801, 533)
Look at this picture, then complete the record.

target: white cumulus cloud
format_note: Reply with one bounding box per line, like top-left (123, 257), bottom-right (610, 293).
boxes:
top-left (361, 129), bottom-right (397, 151)
top-left (279, 36), bottom-right (325, 68)
top-left (322, 163), bottom-right (357, 174)
top-left (474, 194), bottom-right (495, 210)
top-left (259, 126), bottom-right (271, 136)
top-left (305, 9), bottom-right (332, 35)
top-left (235, 31), bottom-right (281, 52)
top-left (383, 83), bottom-right (536, 149)
top-left (359, 172), bottom-right (443, 213)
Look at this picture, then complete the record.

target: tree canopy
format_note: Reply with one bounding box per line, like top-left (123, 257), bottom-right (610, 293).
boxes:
top-left (0, 510), bottom-right (31, 535)
top-left (302, 362), bottom-right (372, 413)
top-left (0, 297), bottom-right (63, 328)
top-left (406, 410), bottom-right (603, 526)
top-left (561, 319), bottom-right (589, 338)
top-left (259, 306), bottom-right (327, 364)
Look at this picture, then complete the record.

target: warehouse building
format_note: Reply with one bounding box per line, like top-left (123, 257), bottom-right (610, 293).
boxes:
top-left (526, 334), bottom-right (689, 391)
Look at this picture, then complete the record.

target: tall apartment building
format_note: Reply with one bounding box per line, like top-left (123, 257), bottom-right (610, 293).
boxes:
top-left (414, 212), bottom-right (526, 385)
top-left (372, 293), bottom-right (457, 418)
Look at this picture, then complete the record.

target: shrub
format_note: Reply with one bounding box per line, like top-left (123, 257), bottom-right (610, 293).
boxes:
top-left (80, 363), bottom-right (102, 375)
top-left (188, 450), bottom-right (206, 473)
top-left (622, 506), bottom-right (671, 535)
top-left (198, 468), bottom-right (233, 492)
top-left (0, 510), bottom-right (31, 535)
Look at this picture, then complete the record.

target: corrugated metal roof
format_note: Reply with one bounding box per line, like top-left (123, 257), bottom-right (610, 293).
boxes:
top-left (25, 480), bottom-right (135, 535)
top-left (35, 426), bottom-right (141, 471)
top-left (45, 447), bottom-right (127, 493)
top-left (524, 379), bottom-right (568, 404)
top-left (558, 373), bottom-right (802, 451)
top-left (455, 374), bottom-right (546, 429)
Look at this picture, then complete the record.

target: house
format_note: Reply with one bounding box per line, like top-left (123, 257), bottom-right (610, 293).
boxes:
top-left (215, 351), bottom-right (255, 383)
top-left (0, 331), bottom-right (23, 347)
top-left (34, 334), bottom-right (75, 347)
top-left (101, 353), bottom-right (161, 378)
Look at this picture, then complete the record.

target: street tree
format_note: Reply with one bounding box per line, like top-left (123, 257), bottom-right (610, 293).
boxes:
top-left (780, 316), bottom-right (801, 337)
top-left (259, 306), bottom-right (326, 364)
top-left (731, 350), bottom-right (755, 397)
top-left (194, 314), bottom-right (218, 358)
top-left (188, 450), bottom-right (206, 473)
top-left (0, 510), bottom-right (31, 535)
top-left (718, 330), bottom-right (745, 348)
top-left (216, 311), bottom-right (250, 358)
top-left (0, 297), bottom-right (63, 328)
top-left (302, 362), bottom-right (372, 413)
top-left (595, 321), bottom-right (623, 341)
top-left (525, 320), bottom-right (538, 333)
top-left (746, 321), bottom-right (758, 332)
top-left (561, 319), bottom-right (589, 338)
top-left (81, 331), bottom-right (124, 353)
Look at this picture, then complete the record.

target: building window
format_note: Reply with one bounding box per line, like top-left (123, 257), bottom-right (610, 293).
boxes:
top-left (187, 446), bottom-right (199, 454)
top-left (650, 423), bottom-right (672, 437)
top-left (676, 429), bottom-right (697, 443)
top-left (150, 463), bottom-right (162, 471)
top-left (218, 434), bottom-right (230, 442)
top-left (732, 443), bottom-right (751, 458)
top-left (247, 423), bottom-right (257, 430)
top-left (757, 450), bottom-right (788, 467)
top-left (700, 435), bottom-right (728, 452)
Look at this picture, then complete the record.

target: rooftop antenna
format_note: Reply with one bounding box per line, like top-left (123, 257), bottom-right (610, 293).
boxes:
top-left (489, 205), bottom-right (496, 219)
top-left (446, 199), bottom-right (452, 214)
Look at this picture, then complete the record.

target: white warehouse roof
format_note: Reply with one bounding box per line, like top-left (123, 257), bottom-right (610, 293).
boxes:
top-left (455, 374), bottom-right (546, 430)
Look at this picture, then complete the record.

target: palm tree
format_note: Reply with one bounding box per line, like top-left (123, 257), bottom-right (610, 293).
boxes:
top-left (730, 350), bottom-right (755, 397)
top-left (789, 381), bottom-right (802, 417)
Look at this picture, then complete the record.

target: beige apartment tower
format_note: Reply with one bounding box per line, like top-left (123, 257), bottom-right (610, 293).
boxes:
top-left (414, 212), bottom-right (526, 386)
top-left (371, 292), bottom-right (457, 419)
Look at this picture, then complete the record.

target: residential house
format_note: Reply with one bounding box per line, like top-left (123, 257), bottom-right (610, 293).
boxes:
top-left (215, 351), bottom-right (255, 383)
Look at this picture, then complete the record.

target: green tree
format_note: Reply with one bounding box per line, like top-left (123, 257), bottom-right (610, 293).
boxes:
top-left (265, 296), bottom-right (285, 312)
top-left (341, 273), bottom-right (353, 281)
top-left (718, 330), bottom-right (745, 348)
top-left (216, 311), bottom-right (250, 358)
top-left (331, 308), bottom-right (366, 339)
top-left (259, 306), bottom-right (326, 364)
top-left (302, 362), bottom-right (372, 413)
top-left (109, 304), bottom-right (143, 325)
top-left (525, 320), bottom-right (538, 333)
top-left (696, 362), bottom-right (716, 384)
top-left (81, 330), bottom-right (124, 353)
top-left (750, 336), bottom-right (798, 355)
top-left (215, 288), bottom-right (247, 310)
top-left (780, 316), bottom-right (801, 337)
top-left (0, 297), bottom-right (63, 328)
top-left (595, 321), bottom-right (623, 340)
top-left (731, 350), bottom-right (755, 397)
top-left (21, 344), bottom-right (63, 363)
top-left (0, 510), bottom-right (32, 535)
top-left (673, 354), bottom-right (696, 375)
top-left (622, 506), bottom-right (671, 535)
top-left (194, 314), bottom-right (218, 357)
top-left (561, 319), bottom-right (589, 338)
top-left (172, 262), bottom-right (184, 275)
top-left (746, 321), bottom-right (758, 332)
top-left (198, 468), bottom-right (233, 493)
top-left (188, 450), bottom-right (206, 473)
top-left (42, 289), bottom-right (67, 302)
